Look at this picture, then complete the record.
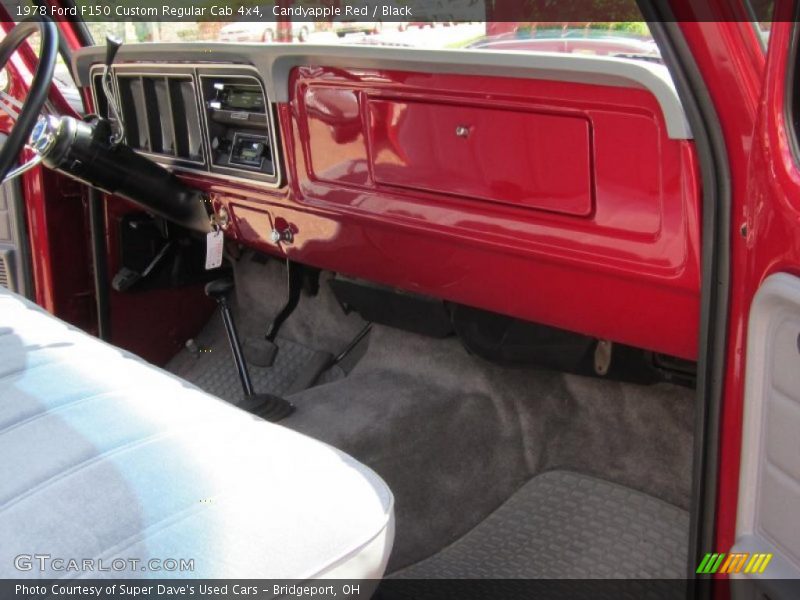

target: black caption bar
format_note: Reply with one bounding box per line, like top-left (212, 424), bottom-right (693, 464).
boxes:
top-left (0, 0), bottom-right (783, 22)
top-left (4, 579), bottom-right (800, 600)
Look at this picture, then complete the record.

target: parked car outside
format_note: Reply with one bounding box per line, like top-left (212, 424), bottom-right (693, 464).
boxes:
top-left (218, 20), bottom-right (312, 43)
top-left (469, 29), bottom-right (661, 63)
top-left (331, 19), bottom-right (383, 37)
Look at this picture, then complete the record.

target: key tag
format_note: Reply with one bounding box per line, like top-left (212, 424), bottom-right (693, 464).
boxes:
top-left (205, 224), bottom-right (224, 270)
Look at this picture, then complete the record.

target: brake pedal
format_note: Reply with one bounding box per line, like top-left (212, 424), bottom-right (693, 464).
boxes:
top-left (245, 260), bottom-right (305, 367)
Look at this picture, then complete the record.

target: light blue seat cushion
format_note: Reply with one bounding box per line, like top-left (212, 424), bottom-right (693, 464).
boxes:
top-left (0, 287), bottom-right (394, 579)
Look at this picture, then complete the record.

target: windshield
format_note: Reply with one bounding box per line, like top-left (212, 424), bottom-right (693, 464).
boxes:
top-left (82, 20), bottom-right (661, 64)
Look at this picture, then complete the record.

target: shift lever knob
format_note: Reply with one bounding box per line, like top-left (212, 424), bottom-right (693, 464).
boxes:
top-left (105, 35), bottom-right (123, 68)
top-left (204, 277), bottom-right (235, 300)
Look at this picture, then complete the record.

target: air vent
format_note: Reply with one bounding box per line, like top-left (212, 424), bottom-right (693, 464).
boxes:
top-left (0, 246), bottom-right (13, 291)
top-left (115, 74), bottom-right (204, 164)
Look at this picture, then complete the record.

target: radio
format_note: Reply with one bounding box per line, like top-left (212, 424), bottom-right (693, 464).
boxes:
top-left (210, 82), bottom-right (266, 113)
top-left (200, 73), bottom-right (275, 181)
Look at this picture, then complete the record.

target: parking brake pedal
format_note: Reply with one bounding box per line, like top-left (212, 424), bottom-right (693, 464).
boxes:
top-left (244, 260), bottom-right (305, 367)
top-left (205, 278), bottom-right (294, 422)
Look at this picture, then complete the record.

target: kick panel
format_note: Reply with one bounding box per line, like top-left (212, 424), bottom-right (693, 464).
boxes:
top-left (368, 99), bottom-right (593, 216)
top-left (734, 273), bottom-right (800, 582)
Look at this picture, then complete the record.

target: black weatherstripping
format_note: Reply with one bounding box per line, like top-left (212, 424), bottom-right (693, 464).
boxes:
top-left (784, 5), bottom-right (800, 168)
top-left (640, 3), bottom-right (733, 597)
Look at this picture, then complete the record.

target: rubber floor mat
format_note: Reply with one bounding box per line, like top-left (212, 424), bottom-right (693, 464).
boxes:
top-left (166, 313), bottom-right (344, 404)
top-left (392, 470), bottom-right (689, 579)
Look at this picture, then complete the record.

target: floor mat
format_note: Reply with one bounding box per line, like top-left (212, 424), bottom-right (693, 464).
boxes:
top-left (166, 313), bottom-right (344, 404)
top-left (392, 470), bottom-right (689, 579)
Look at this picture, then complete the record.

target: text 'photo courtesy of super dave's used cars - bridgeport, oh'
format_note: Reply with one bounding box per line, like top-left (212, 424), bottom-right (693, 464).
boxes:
top-left (0, 0), bottom-right (799, 599)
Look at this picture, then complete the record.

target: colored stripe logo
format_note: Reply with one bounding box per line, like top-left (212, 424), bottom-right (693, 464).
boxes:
top-left (696, 552), bottom-right (773, 574)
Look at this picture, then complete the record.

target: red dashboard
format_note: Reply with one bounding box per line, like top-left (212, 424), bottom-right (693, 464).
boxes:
top-left (75, 46), bottom-right (702, 360)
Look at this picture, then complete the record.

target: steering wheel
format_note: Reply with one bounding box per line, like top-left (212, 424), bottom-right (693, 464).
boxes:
top-left (0, 18), bottom-right (58, 183)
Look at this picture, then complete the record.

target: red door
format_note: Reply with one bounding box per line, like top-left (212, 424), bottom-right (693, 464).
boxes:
top-left (676, 5), bottom-right (800, 585)
top-left (724, 12), bottom-right (800, 583)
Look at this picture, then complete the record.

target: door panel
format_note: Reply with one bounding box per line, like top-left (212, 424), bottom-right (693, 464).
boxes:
top-left (709, 15), bottom-right (800, 575)
top-left (0, 181), bottom-right (24, 294)
top-left (733, 274), bottom-right (800, 591)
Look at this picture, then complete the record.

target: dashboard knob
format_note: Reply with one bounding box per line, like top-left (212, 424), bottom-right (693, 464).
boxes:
top-left (270, 227), bottom-right (293, 245)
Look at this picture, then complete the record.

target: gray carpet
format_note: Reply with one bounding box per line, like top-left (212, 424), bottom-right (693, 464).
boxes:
top-left (392, 470), bottom-right (689, 579)
top-left (167, 254), bottom-right (695, 574)
top-left (284, 325), bottom-right (694, 572)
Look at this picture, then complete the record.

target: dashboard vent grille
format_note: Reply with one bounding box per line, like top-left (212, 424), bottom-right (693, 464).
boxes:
top-left (0, 247), bottom-right (12, 290)
top-left (115, 74), bottom-right (204, 164)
